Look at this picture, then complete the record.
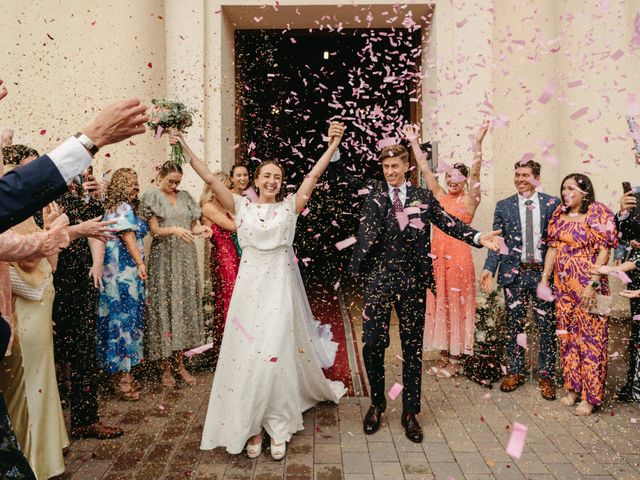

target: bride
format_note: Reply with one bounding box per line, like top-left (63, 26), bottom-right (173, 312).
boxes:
top-left (168, 121), bottom-right (347, 460)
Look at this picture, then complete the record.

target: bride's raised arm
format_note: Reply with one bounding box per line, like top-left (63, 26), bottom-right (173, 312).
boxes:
top-left (295, 121), bottom-right (345, 213)
top-left (167, 130), bottom-right (236, 214)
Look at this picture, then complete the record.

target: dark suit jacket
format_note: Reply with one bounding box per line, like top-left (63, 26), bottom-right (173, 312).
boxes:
top-left (483, 192), bottom-right (560, 286)
top-left (348, 181), bottom-right (480, 291)
top-left (0, 155), bottom-right (67, 233)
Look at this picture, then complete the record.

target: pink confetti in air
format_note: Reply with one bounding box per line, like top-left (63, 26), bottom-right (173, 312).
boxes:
top-left (516, 333), bottom-right (527, 349)
top-left (333, 281), bottom-right (340, 291)
top-left (387, 382), bottom-right (404, 400)
top-left (184, 342), bottom-right (214, 358)
top-left (253, 16), bottom-right (263, 23)
top-left (270, 357), bottom-right (278, 362)
top-left (396, 354), bottom-right (404, 362)
top-left (537, 81), bottom-right (557, 104)
top-left (506, 422), bottom-right (528, 459)
top-left (518, 152), bottom-right (535, 165)
top-left (497, 236), bottom-right (509, 255)
top-left (570, 107), bottom-right (589, 121)
top-left (154, 125), bottom-right (164, 141)
top-left (611, 270), bottom-right (632, 283)
top-left (628, 93), bottom-right (640, 116)
top-left (157, 404), bottom-right (165, 412)
top-left (500, 364), bottom-right (507, 375)
top-left (455, 18), bottom-right (468, 28)
top-left (556, 329), bottom-right (569, 335)
top-left (574, 140), bottom-right (589, 150)
top-left (567, 80), bottom-right (583, 88)
top-left (377, 137), bottom-right (398, 149)
top-left (599, 0), bottom-right (611, 13)
top-left (396, 211), bottom-right (409, 231)
top-left (610, 49), bottom-right (624, 61)
top-left (231, 316), bottom-right (254, 342)
top-left (335, 236), bottom-right (357, 250)
top-left (357, 188), bottom-right (370, 196)
top-left (633, 315), bottom-right (640, 321)
top-left (632, 13), bottom-right (640, 47)
top-left (537, 283), bottom-right (555, 302)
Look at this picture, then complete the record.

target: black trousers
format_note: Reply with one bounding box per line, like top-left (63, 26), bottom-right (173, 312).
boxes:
top-left (0, 395), bottom-right (36, 479)
top-left (53, 278), bottom-right (100, 428)
top-left (362, 265), bottom-right (426, 414)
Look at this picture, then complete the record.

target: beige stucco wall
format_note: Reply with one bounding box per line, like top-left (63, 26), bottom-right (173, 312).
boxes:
top-left (1, 0), bottom-right (639, 278)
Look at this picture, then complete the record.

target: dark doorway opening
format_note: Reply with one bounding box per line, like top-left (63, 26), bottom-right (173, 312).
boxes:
top-left (235, 28), bottom-right (422, 278)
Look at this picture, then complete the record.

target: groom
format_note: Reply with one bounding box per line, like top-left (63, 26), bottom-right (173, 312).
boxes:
top-left (335, 143), bottom-right (499, 443)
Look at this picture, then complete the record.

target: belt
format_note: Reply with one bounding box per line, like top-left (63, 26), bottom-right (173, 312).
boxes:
top-left (519, 262), bottom-right (543, 272)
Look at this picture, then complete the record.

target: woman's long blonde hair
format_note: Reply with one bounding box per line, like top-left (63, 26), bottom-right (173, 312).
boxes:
top-left (199, 171), bottom-right (232, 207)
top-left (105, 168), bottom-right (138, 213)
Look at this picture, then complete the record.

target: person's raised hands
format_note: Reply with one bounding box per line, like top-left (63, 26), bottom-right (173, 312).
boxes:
top-left (43, 202), bottom-right (63, 230)
top-left (475, 120), bottom-right (490, 147)
top-left (327, 121), bottom-right (345, 147)
top-left (402, 124), bottom-right (420, 143)
top-left (83, 99), bottom-right (149, 149)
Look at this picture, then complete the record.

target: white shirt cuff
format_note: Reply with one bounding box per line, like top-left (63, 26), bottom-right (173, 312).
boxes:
top-left (473, 232), bottom-right (483, 246)
top-left (48, 137), bottom-right (93, 184)
top-left (330, 149), bottom-right (341, 162)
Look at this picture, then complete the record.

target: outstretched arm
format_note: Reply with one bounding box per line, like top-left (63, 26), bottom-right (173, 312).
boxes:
top-left (467, 121), bottom-right (489, 212)
top-left (169, 130), bottom-right (235, 213)
top-left (402, 124), bottom-right (445, 199)
top-left (295, 121), bottom-right (345, 213)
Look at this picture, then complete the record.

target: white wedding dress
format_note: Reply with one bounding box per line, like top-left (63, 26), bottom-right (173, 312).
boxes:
top-left (200, 194), bottom-right (346, 454)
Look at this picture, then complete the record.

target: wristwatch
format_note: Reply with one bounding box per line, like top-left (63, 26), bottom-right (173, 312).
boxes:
top-left (74, 132), bottom-right (99, 156)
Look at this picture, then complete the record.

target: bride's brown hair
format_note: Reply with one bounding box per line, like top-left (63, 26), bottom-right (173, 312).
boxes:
top-left (254, 160), bottom-right (286, 202)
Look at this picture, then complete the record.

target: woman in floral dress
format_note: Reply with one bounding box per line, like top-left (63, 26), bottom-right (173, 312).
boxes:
top-left (539, 173), bottom-right (617, 415)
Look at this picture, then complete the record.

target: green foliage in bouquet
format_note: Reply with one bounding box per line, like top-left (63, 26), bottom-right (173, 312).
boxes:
top-left (147, 98), bottom-right (196, 166)
top-left (473, 290), bottom-right (506, 360)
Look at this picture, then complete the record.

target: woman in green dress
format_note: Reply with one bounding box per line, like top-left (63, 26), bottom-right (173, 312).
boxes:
top-left (140, 162), bottom-right (210, 387)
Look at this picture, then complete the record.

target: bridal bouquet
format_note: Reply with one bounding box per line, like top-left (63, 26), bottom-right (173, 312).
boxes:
top-left (147, 99), bottom-right (196, 165)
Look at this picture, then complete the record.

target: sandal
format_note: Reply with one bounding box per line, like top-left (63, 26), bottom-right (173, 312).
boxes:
top-left (177, 368), bottom-right (196, 386)
top-left (560, 391), bottom-right (578, 407)
top-left (436, 360), bottom-right (461, 378)
top-left (114, 374), bottom-right (141, 402)
top-left (574, 400), bottom-right (594, 416)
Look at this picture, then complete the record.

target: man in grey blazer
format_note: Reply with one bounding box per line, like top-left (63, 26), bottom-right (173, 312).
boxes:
top-left (480, 160), bottom-right (561, 400)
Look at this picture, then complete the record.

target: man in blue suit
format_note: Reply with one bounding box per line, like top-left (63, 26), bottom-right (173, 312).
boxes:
top-left (480, 160), bottom-right (561, 400)
top-left (0, 80), bottom-right (148, 232)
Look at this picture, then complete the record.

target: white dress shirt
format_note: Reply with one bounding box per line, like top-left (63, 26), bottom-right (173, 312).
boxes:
top-left (518, 192), bottom-right (543, 262)
top-left (48, 137), bottom-right (93, 184)
top-left (388, 182), bottom-right (407, 206)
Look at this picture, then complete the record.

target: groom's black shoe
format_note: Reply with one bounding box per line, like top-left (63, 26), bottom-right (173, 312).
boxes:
top-left (363, 403), bottom-right (386, 435)
top-left (401, 413), bottom-right (423, 443)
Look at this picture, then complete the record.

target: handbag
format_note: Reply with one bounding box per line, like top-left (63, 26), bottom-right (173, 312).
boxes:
top-left (9, 266), bottom-right (47, 302)
top-left (588, 294), bottom-right (613, 316)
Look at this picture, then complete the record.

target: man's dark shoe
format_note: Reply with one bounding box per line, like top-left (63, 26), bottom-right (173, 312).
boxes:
top-left (500, 374), bottom-right (525, 393)
top-left (71, 422), bottom-right (124, 440)
top-left (363, 403), bottom-right (386, 435)
top-left (401, 413), bottom-right (423, 443)
top-left (538, 377), bottom-right (557, 401)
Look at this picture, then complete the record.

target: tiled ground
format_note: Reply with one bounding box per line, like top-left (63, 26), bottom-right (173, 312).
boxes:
top-left (56, 315), bottom-right (640, 480)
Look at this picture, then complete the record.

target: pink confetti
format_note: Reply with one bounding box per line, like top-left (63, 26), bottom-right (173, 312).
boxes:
top-left (537, 81), bottom-right (557, 104)
top-left (231, 316), bottom-right (254, 342)
top-left (611, 49), bottom-right (624, 61)
top-left (556, 329), bottom-right (569, 335)
top-left (611, 270), bottom-right (632, 283)
top-left (270, 357), bottom-right (278, 362)
top-left (154, 125), bottom-right (164, 141)
top-left (377, 137), bottom-right (398, 149)
top-left (567, 80), bottom-right (583, 88)
top-left (506, 422), bottom-right (528, 459)
top-left (455, 18), bottom-right (468, 28)
top-left (387, 382), bottom-right (403, 400)
top-left (574, 140), bottom-right (589, 150)
top-left (184, 342), bottom-right (214, 358)
top-left (570, 107), bottom-right (589, 121)
top-left (516, 333), bottom-right (527, 349)
top-left (335, 236), bottom-right (357, 250)
top-left (537, 283), bottom-right (555, 302)
top-left (497, 236), bottom-right (509, 255)
top-left (396, 211), bottom-right (409, 231)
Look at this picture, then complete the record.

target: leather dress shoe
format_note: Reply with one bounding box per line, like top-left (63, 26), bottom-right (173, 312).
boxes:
top-left (500, 374), bottom-right (525, 393)
top-left (538, 377), bottom-right (557, 401)
top-left (401, 413), bottom-right (423, 443)
top-left (71, 422), bottom-right (124, 440)
top-left (363, 403), bottom-right (386, 435)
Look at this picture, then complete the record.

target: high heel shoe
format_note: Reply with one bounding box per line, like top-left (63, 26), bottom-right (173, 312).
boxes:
top-left (270, 438), bottom-right (286, 461)
top-left (246, 433), bottom-right (263, 459)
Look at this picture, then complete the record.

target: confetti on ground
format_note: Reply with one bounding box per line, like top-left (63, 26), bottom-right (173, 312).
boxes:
top-left (387, 382), bottom-right (403, 400)
top-left (506, 422), bottom-right (528, 459)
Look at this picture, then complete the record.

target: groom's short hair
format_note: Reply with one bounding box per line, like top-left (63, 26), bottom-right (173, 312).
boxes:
top-left (379, 145), bottom-right (409, 164)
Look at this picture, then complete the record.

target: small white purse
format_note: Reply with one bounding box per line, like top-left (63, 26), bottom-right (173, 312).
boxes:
top-left (9, 266), bottom-right (48, 302)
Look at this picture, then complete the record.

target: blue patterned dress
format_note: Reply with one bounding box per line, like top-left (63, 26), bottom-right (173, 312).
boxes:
top-left (96, 202), bottom-right (148, 373)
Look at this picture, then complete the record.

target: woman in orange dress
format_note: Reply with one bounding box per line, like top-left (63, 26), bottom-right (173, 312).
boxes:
top-left (539, 173), bottom-right (617, 415)
top-left (404, 122), bottom-right (488, 377)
